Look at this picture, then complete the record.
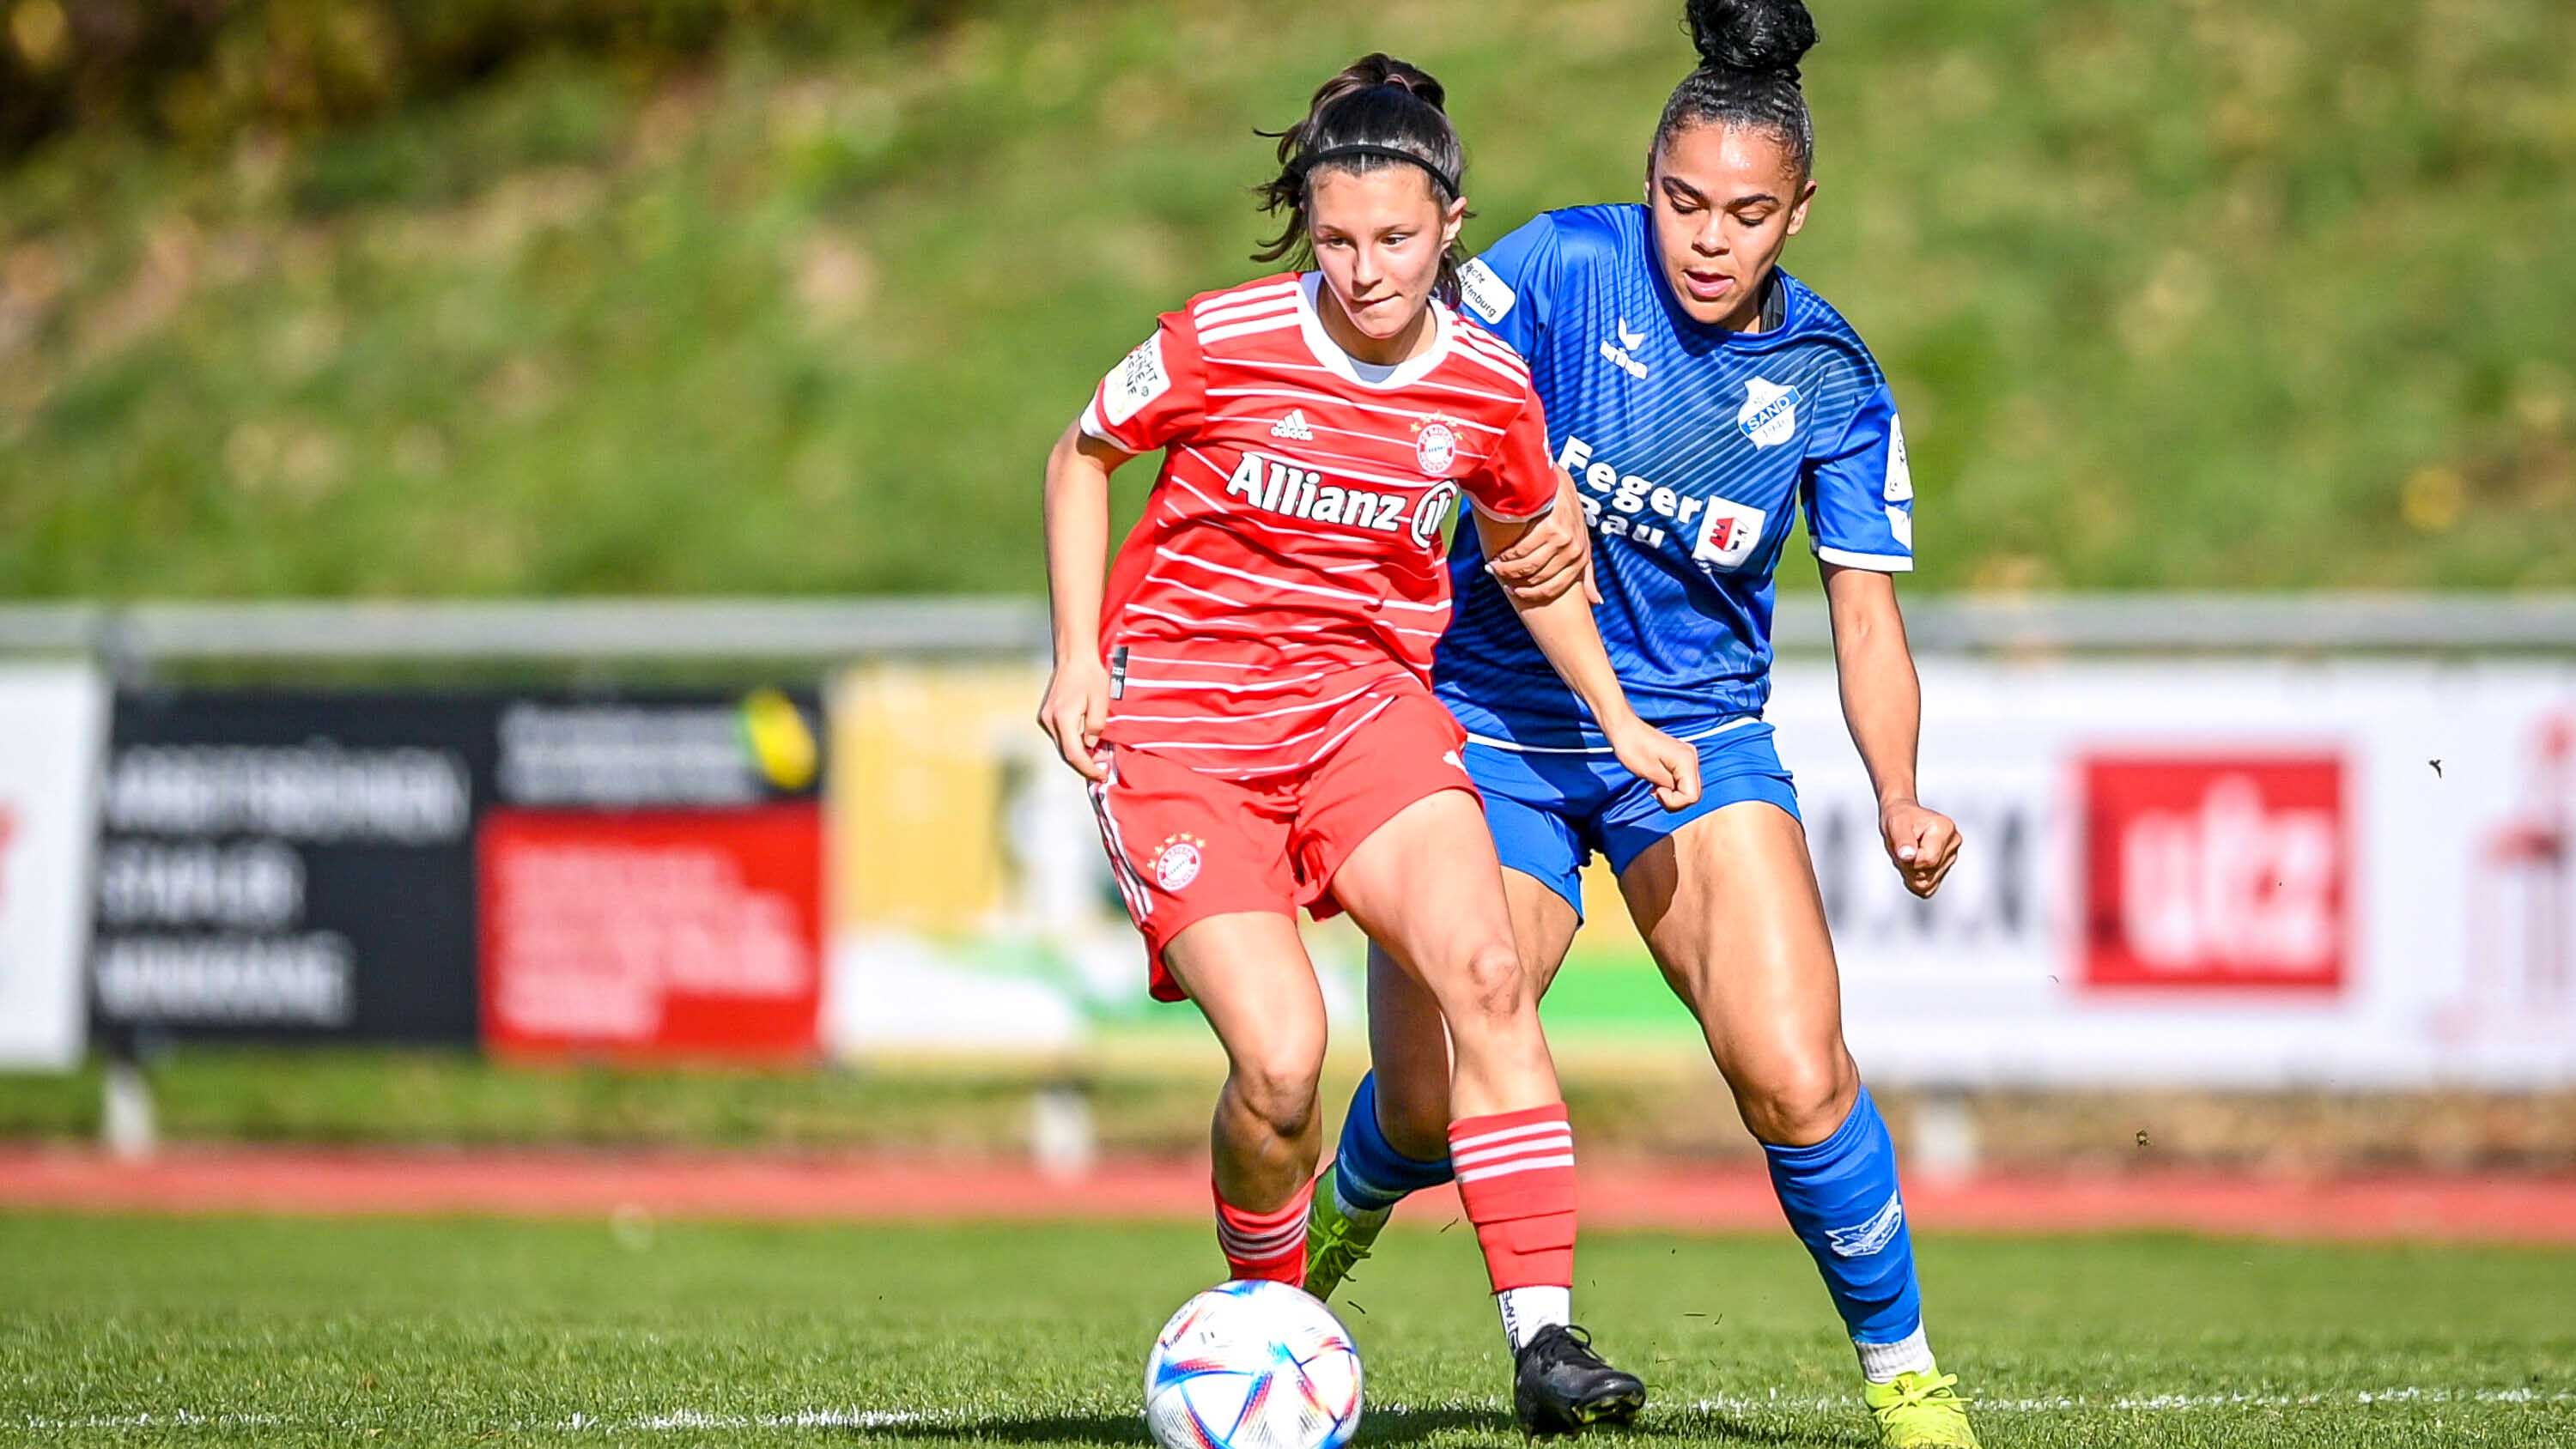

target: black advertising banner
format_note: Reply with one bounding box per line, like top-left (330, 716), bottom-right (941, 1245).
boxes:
top-left (485, 691), bottom-right (822, 811)
top-left (90, 688), bottom-right (827, 1048)
top-left (477, 689), bottom-right (829, 1061)
top-left (92, 692), bottom-right (493, 1044)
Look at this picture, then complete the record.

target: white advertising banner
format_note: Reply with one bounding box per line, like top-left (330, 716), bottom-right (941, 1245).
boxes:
top-left (1769, 660), bottom-right (2576, 1087)
top-left (828, 658), bottom-right (2576, 1087)
top-left (0, 664), bottom-right (107, 1070)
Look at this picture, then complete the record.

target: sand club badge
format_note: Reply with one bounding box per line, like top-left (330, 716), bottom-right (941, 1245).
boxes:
top-left (1413, 415), bottom-right (1461, 476)
top-left (1150, 834), bottom-right (1205, 891)
top-left (1738, 377), bottom-right (1801, 448)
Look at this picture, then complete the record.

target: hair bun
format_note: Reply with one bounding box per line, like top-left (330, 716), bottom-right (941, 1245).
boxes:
top-left (1685, 0), bottom-right (1817, 77)
top-left (1356, 52), bottom-right (1448, 111)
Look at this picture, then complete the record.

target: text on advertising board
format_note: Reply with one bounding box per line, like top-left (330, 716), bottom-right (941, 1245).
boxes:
top-left (2081, 755), bottom-right (2348, 991)
top-left (479, 804), bottom-right (823, 1058)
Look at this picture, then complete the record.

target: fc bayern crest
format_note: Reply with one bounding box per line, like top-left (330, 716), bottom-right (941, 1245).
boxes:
top-left (1413, 419), bottom-right (1460, 476)
top-left (1151, 834), bottom-right (1204, 891)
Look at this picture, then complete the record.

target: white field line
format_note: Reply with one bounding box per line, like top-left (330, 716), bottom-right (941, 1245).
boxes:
top-left (25, 1387), bottom-right (2575, 1434)
top-left (568, 1409), bottom-right (929, 1430)
top-left (1682, 1385), bottom-right (2576, 1414)
top-left (562, 1386), bottom-right (2574, 1428)
top-left (17, 1410), bottom-right (284, 1430)
top-left (551, 1386), bottom-right (2576, 1429)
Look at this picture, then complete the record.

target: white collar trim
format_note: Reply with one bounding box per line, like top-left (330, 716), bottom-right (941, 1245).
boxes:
top-left (1295, 272), bottom-right (1452, 391)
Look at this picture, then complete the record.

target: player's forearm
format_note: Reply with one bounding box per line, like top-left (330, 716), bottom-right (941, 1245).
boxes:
top-left (1042, 424), bottom-right (1114, 664)
top-left (1840, 658), bottom-right (1921, 809)
top-left (1478, 513), bottom-right (1640, 731)
top-left (1826, 569), bottom-right (1923, 807)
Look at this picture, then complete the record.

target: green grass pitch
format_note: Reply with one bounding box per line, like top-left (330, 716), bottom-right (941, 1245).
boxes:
top-left (3, 1211), bottom-right (2569, 1446)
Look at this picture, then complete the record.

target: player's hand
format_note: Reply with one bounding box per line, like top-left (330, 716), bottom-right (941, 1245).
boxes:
top-left (1485, 469), bottom-right (1600, 606)
top-left (1036, 658), bottom-right (1112, 782)
top-left (1607, 718), bottom-right (1702, 812)
top-left (1880, 797), bottom-right (1960, 898)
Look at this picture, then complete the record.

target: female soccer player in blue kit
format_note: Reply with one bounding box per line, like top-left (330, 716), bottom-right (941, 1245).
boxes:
top-left (1302, 3), bottom-right (1978, 1445)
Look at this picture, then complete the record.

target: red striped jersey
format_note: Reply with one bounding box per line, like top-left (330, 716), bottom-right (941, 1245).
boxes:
top-left (1078, 271), bottom-right (1557, 778)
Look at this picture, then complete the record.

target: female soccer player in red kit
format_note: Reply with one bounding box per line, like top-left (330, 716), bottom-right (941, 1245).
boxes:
top-left (1037, 56), bottom-right (1696, 1434)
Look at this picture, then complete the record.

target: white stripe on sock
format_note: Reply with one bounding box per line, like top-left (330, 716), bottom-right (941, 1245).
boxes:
top-left (1334, 1162), bottom-right (1396, 1204)
top-left (1449, 1119), bottom-right (1571, 1154)
top-left (1218, 1207), bottom-right (1304, 1229)
top-left (1218, 1224), bottom-right (1305, 1256)
top-left (1331, 1175), bottom-right (1396, 1228)
top-left (1455, 1153), bottom-right (1576, 1184)
top-left (1451, 1132), bottom-right (1573, 1169)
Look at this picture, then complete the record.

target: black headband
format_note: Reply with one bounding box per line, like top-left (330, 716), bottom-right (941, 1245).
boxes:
top-left (1292, 142), bottom-right (1459, 199)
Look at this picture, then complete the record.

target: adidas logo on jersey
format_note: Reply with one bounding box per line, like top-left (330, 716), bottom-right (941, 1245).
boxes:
top-left (1269, 410), bottom-right (1315, 441)
top-left (1224, 451), bottom-right (1454, 543)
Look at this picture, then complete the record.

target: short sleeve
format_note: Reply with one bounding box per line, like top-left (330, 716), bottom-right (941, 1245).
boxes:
top-left (1078, 311), bottom-right (1206, 454)
top-left (1455, 213), bottom-right (1563, 357)
top-left (1801, 382), bottom-right (1914, 572)
top-left (1464, 389), bottom-right (1559, 523)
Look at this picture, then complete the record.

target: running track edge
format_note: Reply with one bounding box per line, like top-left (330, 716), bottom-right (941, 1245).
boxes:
top-left (1, 1148), bottom-right (2570, 1244)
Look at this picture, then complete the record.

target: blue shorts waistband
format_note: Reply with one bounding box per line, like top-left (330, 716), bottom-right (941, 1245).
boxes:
top-left (1460, 714), bottom-right (1764, 756)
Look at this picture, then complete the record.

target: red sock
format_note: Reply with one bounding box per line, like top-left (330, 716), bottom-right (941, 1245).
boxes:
top-left (1449, 1103), bottom-right (1577, 1291)
top-left (1213, 1177), bottom-right (1310, 1286)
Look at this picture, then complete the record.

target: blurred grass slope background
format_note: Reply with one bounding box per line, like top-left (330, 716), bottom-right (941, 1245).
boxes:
top-left (2, 0), bottom-right (2572, 599)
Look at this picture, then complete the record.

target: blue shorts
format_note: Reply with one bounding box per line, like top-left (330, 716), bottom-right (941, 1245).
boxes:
top-left (1464, 718), bottom-right (1800, 919)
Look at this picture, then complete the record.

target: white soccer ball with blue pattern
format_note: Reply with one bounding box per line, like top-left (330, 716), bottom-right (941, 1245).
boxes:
top-left (1144, 1280), bottom-right (1362, 1449)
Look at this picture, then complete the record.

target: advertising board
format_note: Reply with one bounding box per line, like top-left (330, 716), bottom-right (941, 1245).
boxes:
top-left (0, 665), bottom-right (108, 1070)
top-left (829, 661), bottom-right (2576, 1086)
top-left (93, 688), bottom-right (827, 1058)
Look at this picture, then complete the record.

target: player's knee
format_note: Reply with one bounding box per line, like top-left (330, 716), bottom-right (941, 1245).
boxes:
top-left (1233, 1044), bottom-right (1325, 1142)
top-left (1736, 1047), bottom-right (1857, 1147)
top-left (1447, 940), bottom-right (1534, 1031)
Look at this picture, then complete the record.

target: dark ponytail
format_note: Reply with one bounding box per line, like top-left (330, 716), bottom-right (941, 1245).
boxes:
top-left (1656, 0), bottom-right (1819, 176)
top-left (1255, 54), bottom-right (1470, 298)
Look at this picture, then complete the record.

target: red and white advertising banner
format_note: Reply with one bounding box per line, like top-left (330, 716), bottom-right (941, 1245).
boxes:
top-left (2078, 754), bottom-right (2348, 994)
top-left (1767, 660), bottom-right (2576, 1086)
top-left (480, 804), bottom-right (824, 1059)
top-left (0, 665), bottom-right (107, 1070)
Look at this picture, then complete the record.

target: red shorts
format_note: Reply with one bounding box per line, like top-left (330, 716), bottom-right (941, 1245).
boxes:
top-left (1087, 689), bottom-right (1477, 1001)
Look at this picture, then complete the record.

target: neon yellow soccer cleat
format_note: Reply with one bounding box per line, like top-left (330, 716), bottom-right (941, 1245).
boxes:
top-left (1302, 1164), bottom-right (1388, 1303)
top-left (1862, 1367), bottom-right (1980, 1448)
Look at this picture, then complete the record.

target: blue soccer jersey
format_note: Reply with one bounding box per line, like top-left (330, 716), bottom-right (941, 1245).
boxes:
top-left (1437, 203), bottom-right (1914, 748)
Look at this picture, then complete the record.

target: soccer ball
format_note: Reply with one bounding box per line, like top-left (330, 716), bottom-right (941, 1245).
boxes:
top-left (1144, 1280), bottom-right (1362, 1449)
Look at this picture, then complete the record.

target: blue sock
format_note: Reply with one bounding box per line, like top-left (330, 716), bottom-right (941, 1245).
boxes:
top-left (1762, 1085), bottom-right (1928, 1370)
top-left (1330, 1071), bottom-right (1453, 1213)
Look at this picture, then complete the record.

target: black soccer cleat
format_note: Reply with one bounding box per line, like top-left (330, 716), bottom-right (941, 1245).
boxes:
top-left (1512, 1324), bottom-right (1647, 1436)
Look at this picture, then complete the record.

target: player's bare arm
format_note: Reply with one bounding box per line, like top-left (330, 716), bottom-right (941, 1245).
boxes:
top-left (1485, 469), bottom-right (1599, 605)
top-left (1474, 511), bottom-right (1701, 811)
top-left (1822, 561), bottom-right (1958, 897)
top-left (1036, 421), bottom-right (1127, 782)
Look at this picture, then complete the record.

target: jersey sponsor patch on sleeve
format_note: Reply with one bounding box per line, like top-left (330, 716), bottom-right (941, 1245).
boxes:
top-left (1457, 257), bottom-right (1516, 324)
top-left (1884, 414), bottom-right (1915, 502)
top-left (1101, 331), bottom-right (1171, 427)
